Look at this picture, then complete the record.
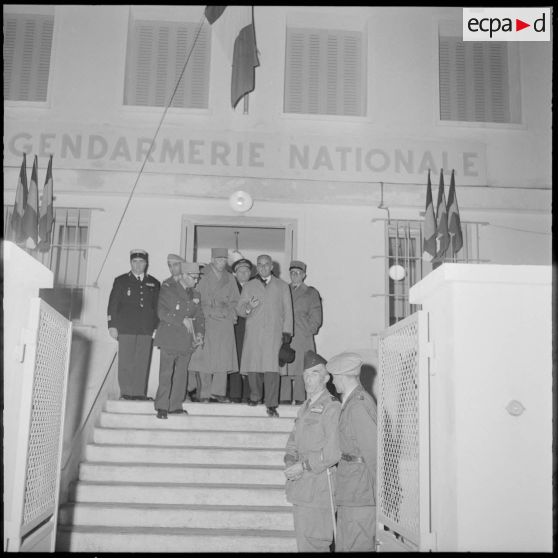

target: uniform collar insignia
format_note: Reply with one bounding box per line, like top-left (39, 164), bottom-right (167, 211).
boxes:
top-left (310, 404), bottom-right (324, 413)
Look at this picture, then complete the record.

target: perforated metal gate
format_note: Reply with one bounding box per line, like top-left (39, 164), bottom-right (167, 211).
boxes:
top-left (376, 311), bottom-right (433, 552)
top-left (7, 298), bottom-right (72, 551)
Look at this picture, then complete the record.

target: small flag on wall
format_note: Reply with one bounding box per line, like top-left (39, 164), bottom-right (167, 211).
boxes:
top-left (22, 155), bottom-right (39, 250)
top-left (205, 5), bottom-right (260, 108)
top-left (38, 154), bottom-right (54, 252)
top-left (422, 169), bottom-right (437, 262)
top-left (10, 153), bottom-right (28, 243)
top-left (434, 169), bottom-right (449, 260)
top-left (447, 169), bottom-right (463, 256)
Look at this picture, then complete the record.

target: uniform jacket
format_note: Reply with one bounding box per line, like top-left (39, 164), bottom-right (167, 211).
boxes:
top-left (107, 271), bottom-right (160, 335)
top-left (335, 384), bottom-right (378, 507)
top-left (284, 389), bottom-right (341, 508)
top-left (188, 264), bottom-right (239, 373)
top-left (153, 276), bottom-right (205, 354)
top-left (233, 279), bottom-right (248, 367)
top-left (286, 282), bottom-right (323, 376)
top-left (236, 275), bottom-right (293, 374)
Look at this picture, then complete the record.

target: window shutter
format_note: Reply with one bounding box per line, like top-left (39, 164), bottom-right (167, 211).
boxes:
top-left (284, 27), bottom-right (364, 116)
top-left (125, 20), bottom-right (210, 109)
top-left (439, 35), bottom-right (511, 123)
top-left (3, 13), bottom-right (53, 102)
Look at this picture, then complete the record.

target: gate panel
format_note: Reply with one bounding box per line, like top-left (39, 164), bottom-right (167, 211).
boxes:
top-left (377, 311), bottom-right (431, 551)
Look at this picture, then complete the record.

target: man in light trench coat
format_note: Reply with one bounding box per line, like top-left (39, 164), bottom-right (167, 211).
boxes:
top-left (236, 254), bottom-right (293, 417)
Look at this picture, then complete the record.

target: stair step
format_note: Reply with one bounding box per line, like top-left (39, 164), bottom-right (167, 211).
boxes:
top-left (93, 427), bottom-right (290, 448)
top-left (85, 443), bottom-right (285, 465)
top-left (99, 412), bottom-right (294, 432)
top-left (58, 502), bottom-right (294, 530)
top-left (70, 481), bottom-right (289, 507)
top-left (56, 524), bottom-right (297, 553)
top-left (79, 462), bottom-right (285, 485)
top-left (106, 400), bottom-right (300, 418)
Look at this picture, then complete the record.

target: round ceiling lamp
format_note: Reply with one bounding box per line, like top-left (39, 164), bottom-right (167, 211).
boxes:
top-left (229, 190), bottom-right (253, 213)
top-left (389, 264), bottom-right (406, 281)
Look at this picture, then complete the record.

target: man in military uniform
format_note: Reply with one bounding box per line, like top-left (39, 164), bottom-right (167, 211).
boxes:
top-left (228, 258), bottom-right (253, 403)
top-left (107, 249), bottom-right (160, 400)
top-left (327, 352), bottom-right (378, 552)
top-left (153, 262), bottom-right (205, 419)
top-left (281, 260), bottom-right (323, 405)
top-left (283, 350), bottom-right (341, 552)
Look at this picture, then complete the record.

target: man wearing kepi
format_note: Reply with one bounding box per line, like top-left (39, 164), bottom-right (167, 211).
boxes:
top-left (236, 254), bottom-right (293, 417)
top-left (153, 261), bottom-right (204, 419)
top-left (107, 249), bottom-right (160, 400)
top-left (283, 350), bottom-right (341, 552)
top-left (327, 352), bottom-right (378, 552)
top-left (189, 247), bottom-right (240, 402)
top-left (282, 260), bottom-right (323, 405)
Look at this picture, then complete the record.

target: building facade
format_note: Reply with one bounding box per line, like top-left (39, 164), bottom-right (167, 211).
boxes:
top-left (4, 5), bottom-right (552, 400)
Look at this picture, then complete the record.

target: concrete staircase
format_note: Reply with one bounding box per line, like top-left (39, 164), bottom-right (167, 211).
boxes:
top-left (56, 400), bottom-right (298, 552)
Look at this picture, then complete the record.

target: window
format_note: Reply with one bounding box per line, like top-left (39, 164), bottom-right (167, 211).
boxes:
top-left (4, 207), bottom-right (92, 321)
top-left (124, 19), bottom-right (211, 109)
top-left (439, 30), bottom-right (520, 124)
top-left (3, 12), bottom-right (54, 102)
top-left (384, 220), bottom-right (483, 326)
top-left (284, 27), bottom-right (365, 116)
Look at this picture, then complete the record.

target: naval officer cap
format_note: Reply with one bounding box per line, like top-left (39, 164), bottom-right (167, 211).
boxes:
top-left (232, 258), bottom-right (253, 273)
top-left (211, 247), bottom-right (229, 259)
top-left (130, 249), bottom-right (148, 261)
top-left (181, 262), bottom-right (201, 275)
top-left (167, 253), bottom-right (186, 263)
top-left (304, 350), bottom-right (327, 371)
top-left (289, 260), bottom-right (307, 272)
top-left (326, 352), bottom-right (363, 376)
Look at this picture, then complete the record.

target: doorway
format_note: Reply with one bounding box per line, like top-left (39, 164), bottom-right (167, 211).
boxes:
top-left (181, 216), bottom-right (297, 281)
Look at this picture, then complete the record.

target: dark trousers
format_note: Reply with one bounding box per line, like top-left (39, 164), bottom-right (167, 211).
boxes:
top-left (229, 372), bottom-right (249, 401)
top-left (248, 371), bottom-right (280, 408)
top-left (118, 334), bottom-right (153, 397)
top-left (155, 349), bottom-right (193, 412)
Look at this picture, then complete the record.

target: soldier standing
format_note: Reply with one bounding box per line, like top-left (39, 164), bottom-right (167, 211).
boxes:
top-left (326, 352), bottom-right (378, 552)
top-left (283, 350), bottom-right (341, 552)
top-left (107, 249), bottom-right (160, 400)
top-left (153, 262), bottom-right (204, 419)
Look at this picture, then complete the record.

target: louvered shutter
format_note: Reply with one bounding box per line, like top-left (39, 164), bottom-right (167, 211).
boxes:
top-left (284, 27), bottom-right (364, 116)
top-left (3, 13), bottom-right (53, 102)
top-left (439, 36), bottom-right (511, 123)
top-left (124, 20), bottom-right (210, 108)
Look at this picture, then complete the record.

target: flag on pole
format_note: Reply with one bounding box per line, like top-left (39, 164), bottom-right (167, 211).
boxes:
top-left (38, 154), bottom-right (54, 252)
top-left (434, 169), bottom-right (449, 261)
top-left (447, 169), bottom-right (463, 256)
top-left (422, 169), bottom-right (437, 262)
top-left (205, 5), bottom-right (260, 108)
top-left (10, 153), bottom-right (28, 243)
top-left (22, 155), bottom-right (39, 250)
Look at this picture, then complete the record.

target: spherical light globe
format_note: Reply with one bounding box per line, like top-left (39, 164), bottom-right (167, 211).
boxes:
top-left (229, 190), bottom-right (253, 213)
top-left (389, 264), bottom-right (406, 281)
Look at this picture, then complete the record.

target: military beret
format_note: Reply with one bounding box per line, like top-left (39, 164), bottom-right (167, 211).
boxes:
top-left (326, 352), bottom-right (363, 376)
top-left (211, 247), bottom-right (228, 259)
top-left (167, 253), bottom-right (185, 263)
top-left (304, 350), bottom-right (327, 371)
top-left (289, 260), bottom-right (307, 272)
top-left (181, 262), bottom-right (201, 274)
top-left (232, 258), bottom-right (253, 273)
top-left (130, 249), bottom-right (148, 261)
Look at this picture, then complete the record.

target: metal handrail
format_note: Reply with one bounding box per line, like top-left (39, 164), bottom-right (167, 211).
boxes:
top-left (60, 349), bottom-right (118, 472)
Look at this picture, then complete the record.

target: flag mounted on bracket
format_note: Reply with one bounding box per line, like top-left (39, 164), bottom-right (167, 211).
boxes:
top-left (434, 169), bottom-right (449, 261)
top-left (11, 153), bottom-right (28, 243)
top-left (422, 169), bottom-right (437, 262)
top-left (38, 154), bottom-right (54, 252)
top-left (447, 169), bottom-right (463, 256)
top-left (205, 5), bottom-right (260, 108)
top-left (22, 155), bottom-right (39, 250)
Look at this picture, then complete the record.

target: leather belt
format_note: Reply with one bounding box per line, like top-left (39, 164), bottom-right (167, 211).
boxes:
top-left (341, 453), bottom-right (364, 463)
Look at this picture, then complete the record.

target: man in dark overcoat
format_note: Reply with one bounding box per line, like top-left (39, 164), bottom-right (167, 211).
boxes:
top-left (153, 262), bottom-right (204, 419)
top-left (327, 352), bottom-right (378, 551)
top-left (281, 260), bottom-right (323, 404)
top-left (107, 249), bottom-right (160, 400)
top-left (228, 258), bottom-right (253, 403)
